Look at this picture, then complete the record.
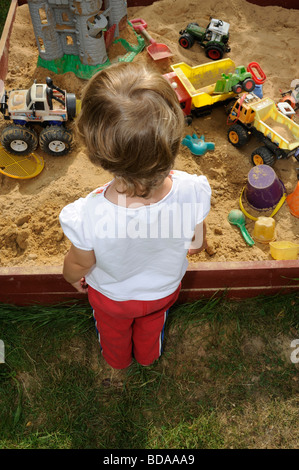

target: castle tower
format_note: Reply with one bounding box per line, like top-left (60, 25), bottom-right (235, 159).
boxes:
top-left (105, 0), bottom-right (127, 37)
top-left (71, 0), bottom-right (108, 65)
top-left (28, 0), bottom-right (65, 61)
top-left (27, 0), bottom-right (128, 67)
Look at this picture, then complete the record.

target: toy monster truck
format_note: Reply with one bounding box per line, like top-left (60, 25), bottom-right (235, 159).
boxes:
top-left (0, 77), bottom-right (77, 157)
top-left (179, 18), bottom-right (231, 60)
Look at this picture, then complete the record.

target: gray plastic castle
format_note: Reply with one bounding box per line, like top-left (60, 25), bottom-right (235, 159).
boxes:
top-left (27, 0), bottom-right (128, 67)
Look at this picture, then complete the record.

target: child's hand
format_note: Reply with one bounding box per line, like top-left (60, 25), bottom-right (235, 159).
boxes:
top-left (188, 221), bottom-right (207, 255)
top-left (71, 277), bottom-right (89, 293)
top-left (188, 238), bottom-right (207, 255)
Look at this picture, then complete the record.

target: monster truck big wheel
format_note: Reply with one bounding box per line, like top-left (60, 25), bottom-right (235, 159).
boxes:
top-left (178, 33), bottom-right (194, 49)
top-left (1, 124), bottom-right (38, 156)
top-left (227, 124), bottom-right (249, 147)
top-left (242, 78), bottom-right (256, 93)
top-left (251, 147), bottom-right (276, 167)
top-left (66, 93), bottom-right (77, 120)
top-left (205, 45), bottom-right (223, 60)
top-left (39, 126), bottom-right (73, 156)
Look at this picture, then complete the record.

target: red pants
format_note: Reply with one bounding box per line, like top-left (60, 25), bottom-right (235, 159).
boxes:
top-left (88, 285), bottom-right (181, 369)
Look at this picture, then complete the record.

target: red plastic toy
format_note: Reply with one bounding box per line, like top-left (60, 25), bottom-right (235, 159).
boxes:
top-left (247, 62), bottom-right (266, 85)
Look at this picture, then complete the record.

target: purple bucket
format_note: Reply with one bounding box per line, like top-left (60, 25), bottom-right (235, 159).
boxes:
top-left (245, 165), bottom-right (284, 210)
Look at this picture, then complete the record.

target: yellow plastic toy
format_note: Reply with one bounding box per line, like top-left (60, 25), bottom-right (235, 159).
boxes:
top-left (171, 58), bottom-right (237, 109)
top-left (228, 94), bottom-right (299, 166)
top-left (252, 217), bottom-right (275, 243)
top-left (239, 185), bottom-right (286, 221)
top-left (269, 241), bottom-right (299, 260)
top-left (0, 144), bottom-right (44, 179)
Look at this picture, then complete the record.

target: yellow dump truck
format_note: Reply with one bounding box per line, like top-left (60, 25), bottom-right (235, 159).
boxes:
top-left (227, 93), bottom-right (299, 166)
top-left (163, 58), bottom-right (239, 121)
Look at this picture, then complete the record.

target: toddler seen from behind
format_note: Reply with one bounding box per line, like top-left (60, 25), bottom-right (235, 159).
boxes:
top-left (60, 62), bottom-right (211, 369)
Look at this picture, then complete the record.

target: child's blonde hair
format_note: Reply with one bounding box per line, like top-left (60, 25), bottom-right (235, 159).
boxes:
top-left (76, 62), bottom-right (185, 197)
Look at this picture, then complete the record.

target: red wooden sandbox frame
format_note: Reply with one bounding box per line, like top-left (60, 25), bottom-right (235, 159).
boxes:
top-left (0, 0), bottom-right (298, 305)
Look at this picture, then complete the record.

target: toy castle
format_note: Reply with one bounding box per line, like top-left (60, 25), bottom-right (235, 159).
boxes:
top-left (27, 0), bottom-right (128, 70)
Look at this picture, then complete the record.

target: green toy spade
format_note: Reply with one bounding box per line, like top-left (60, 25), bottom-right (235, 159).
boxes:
top-left (228, 209), bottom-right (255, 246)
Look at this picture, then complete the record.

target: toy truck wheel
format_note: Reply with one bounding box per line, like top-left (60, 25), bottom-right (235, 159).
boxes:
top-left (179, 33), bottom-right (194, 49)
top-left (1, 124), bottom-right (38, 156)
top-left (205, 45), bottom-right (223, 60)
top-left (232, 83), bottom-right (243, 94)
top-left (66, 93), bottom-right (77, 119)
top-left (39, 126), bottom-right (73, 156)
top-left (242, 78), bottom-right (255, 93)
top-left (251, 147), bottom-right (276, 167)
top-left (225, 99), bottom-right (238, 116)
top-left (227, 124), bottom-right (249, 147)
top-left (185, 115), bottom-right (193, 125)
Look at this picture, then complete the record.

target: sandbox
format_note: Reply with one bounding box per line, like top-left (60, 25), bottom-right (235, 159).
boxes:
top-left (0, 0), bottom-right (298, 305)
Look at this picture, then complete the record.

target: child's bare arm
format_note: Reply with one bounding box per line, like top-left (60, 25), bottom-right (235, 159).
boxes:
top-left (188, 221), bottom-right (207, 255)
top-left (63, 244), bottom-right (96, 289)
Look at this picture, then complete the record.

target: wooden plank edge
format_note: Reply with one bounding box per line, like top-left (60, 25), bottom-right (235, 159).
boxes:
top-left (1, 284), bottom-right (298, 306)
top-left (0, 260), bottom-right (298, 305)
top-left (0, 1), bottom-right (298, 304)
top-left (0, 0), bottom-right (18, 83)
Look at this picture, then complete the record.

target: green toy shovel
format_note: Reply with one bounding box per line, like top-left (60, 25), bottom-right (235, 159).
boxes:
top-left (228, 209), bottom-right (255, 246)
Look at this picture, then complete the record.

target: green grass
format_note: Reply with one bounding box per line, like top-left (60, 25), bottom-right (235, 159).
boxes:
top-left (0, 0), bottom-right (11, 37)
top-left (0, 292), bottom-right (298, 449)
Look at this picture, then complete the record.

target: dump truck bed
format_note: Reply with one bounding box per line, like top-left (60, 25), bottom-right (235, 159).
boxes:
top-left (171, 59), bottom-right (237, 108)
top-left (250, 97), bottom-right (299, 151)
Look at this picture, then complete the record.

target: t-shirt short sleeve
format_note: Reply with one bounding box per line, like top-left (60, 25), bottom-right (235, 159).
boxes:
top-left (59, 197), bottom-right (94, 251)
top-left (190, 174), bottom-right (212, 224)
top-left (197, 175), bottom-right (212, 223)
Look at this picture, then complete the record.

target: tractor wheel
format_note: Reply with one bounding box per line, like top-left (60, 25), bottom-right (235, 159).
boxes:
top-left (251, 147), bottom-right (276, 167)
top-left (186, 22), bottom-right (199, 28)
top-left (232, 83), bottom-right (243, 94)
top-left (39, 126), bottom-right (73, 156)
top-left (1, 124), bottom-right (38, 156)
top-left (227, 124), bottom-right (249, 147)
top-left (205, 45), bottom-right (223, 60)
top-left (178, 33), bottom-right (194, 49)
top-left (242, 78), bottom-right (256, 93)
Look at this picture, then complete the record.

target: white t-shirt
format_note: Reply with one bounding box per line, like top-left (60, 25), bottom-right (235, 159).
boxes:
top-left (59, 170), bottom-right (211, 301)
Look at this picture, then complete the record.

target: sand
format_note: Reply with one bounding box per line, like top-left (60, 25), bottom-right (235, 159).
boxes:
top-left (0, 0), bottom-right (299, 268)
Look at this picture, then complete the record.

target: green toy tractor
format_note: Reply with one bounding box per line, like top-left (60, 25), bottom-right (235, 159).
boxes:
top-left (179, 18), bottom-right (231, 60)
top-left (214, 66), bottom-right (256, 94)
